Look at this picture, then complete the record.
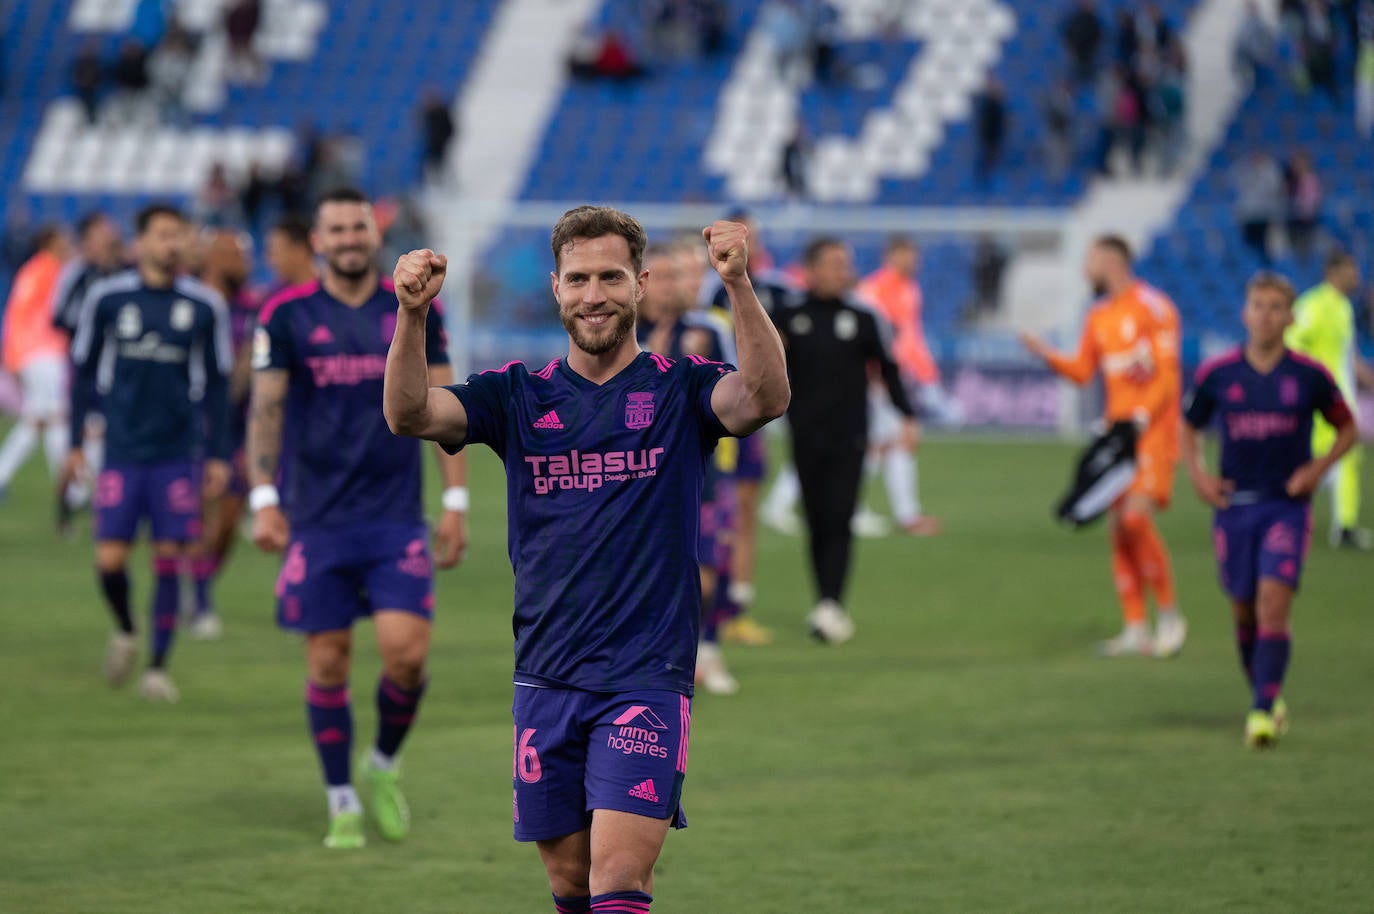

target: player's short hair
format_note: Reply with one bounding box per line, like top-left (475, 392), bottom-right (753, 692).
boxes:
top-left (884, 235), bottom-right (916, 255)
top-left (315, 187), bottom-right (371, 220)
top-left (75, 211), bottom-right (110, 239)
top-left (550, 205), bottom-right (647, 274)
top-left (803, 236), bottom-right (846, 265)
top-left (271, 213), bottom-right (313, 248)
top-left (135, 203), bottom-right (185, 235)
top-left (1092, 234), bottom-right (1134, 263)
top-left (1324, 250), bottom-right (1356, 275)
top-left (33, 223), bottom-right (65, 251)
top-left (1246, 271), bottom-right (1297, 308)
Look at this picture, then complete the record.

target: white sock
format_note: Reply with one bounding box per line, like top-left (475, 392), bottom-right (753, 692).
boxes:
top-left (0, 420), bottom-right (38, 486)
top-left (763, 464), bottom-right (800, 517)
top-left (727, 581), bottom-right (755, 607)
top-left (368, 747), bottom-right (397, 772)
top-left (882, 449), bottom-right (919, 526)
top-left (42, 421), bottom-right (69, 481)
top-left (83, 434), bottom-right (104, 477)
top-left (327, 785), bottom-right (361, 816)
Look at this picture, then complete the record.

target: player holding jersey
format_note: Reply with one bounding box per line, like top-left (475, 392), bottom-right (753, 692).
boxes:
top-left (1182, 273), bottom-right (1357, 747)
top-left (383, 207), bottom-right (789, 914)
top-left (1021, 235), bottom-right (1187, 658)
top-left (247, 189), bottom-right (468, 849)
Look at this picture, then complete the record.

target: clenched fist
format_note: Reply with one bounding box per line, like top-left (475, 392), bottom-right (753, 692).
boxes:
top-left (702, 221), bottom-right (749, 283)
top-left (393, 249), bottom-right (448, 310)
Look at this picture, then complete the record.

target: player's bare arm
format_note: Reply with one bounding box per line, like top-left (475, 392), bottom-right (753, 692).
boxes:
top-left (247, 367), bottom-right (290, 551)
top-left (384, 249), bottom-right (470, 444)
top-left (1285, 413), bottom-right (1358, 498)
top-left (704, 221), bottom-right (790, 435)
top-left (427, 362), bottom-right (469, 568)
top-left (1181, 421), bottom-right (1233, 509)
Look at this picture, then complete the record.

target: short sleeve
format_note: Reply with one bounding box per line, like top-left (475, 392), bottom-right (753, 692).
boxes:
top-left (1183, 367), bottom-right (1217, 428)
top-left (253, 300), bottom-right (295, 371)
top-left (425, 301), bottom-right (450, 366)
top-left (443, 368), bottom-right (511, 456)
top-left (683, 356), bottom-right (737, 444)
top-left (1311, 364), bottom-right (1355, 428)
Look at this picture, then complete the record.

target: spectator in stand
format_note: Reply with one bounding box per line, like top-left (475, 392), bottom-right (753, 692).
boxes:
top-left (195, 164), bottom-right (246, 229)
top-left (147, 22), bottom-right (194, 126)
top-left (1094, 64), bottom-right (1145, 176)
top-left (1042, 78), bottom-right (1077, 180)
top-left (70, 41), bottom-right (104, 125)
top-left (1285, 150), bottom-right (1324, 260)
top-left (568, 30), bottom-right (646, 81)
top-left (1297, 0), bottom-right (1340, 102)
top-left (760, 0), bottom-right (808, 82)
top-left (225, 0), bottom-right (263, 85)
top-left (1138, 3), bottom-right (1176, 60)
top-left (781, 123), bottom-right (809, 199)
top-left (1236, 0), bottom-right (1277, 83)
top-left (1062, 0), bottom-right (1104, 84)
top-left (970, 236), bottom-right (1009, 321)
top-left (109, 38), bottom-right (152, 126)
top-left (974, 78), bottom-right (1008, 183)
top-left (1115, 8), bottom-right (1140, 67)
top-left (1151, 43), bottom-right (1188, 176)
top-left (1232, 151), bottom-right (1286, 264)
top-left (810, 1), bottom-right (844, 86)
top-left (419, 90), bottom-right (457, 187)
top-left (240, 163), bottom-right (276, 236)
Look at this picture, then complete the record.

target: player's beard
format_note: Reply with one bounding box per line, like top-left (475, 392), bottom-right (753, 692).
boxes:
top-left (1090, 280), bottom-right (1108, 298)
top-left (327, 248), bottom-right (375, 282)
top-left (563, 298), bottom-right (637, 356)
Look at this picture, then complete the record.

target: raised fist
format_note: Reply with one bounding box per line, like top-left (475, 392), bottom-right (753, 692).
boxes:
top-left (393, 249), bottom-right (448, 310)
top-left (702, 221), bottom-right (749, 283)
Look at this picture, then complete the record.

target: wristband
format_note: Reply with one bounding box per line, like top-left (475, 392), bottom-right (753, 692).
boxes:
top-left (442, 486), bottom-right (470, 513)
top-left (248, 484), bottom-right (281, 513)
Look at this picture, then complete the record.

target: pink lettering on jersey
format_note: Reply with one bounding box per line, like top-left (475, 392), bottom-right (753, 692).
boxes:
top-left (524, 447), bottom-right (667, 496)
top-left (1225, 411), bottom-right (1298, 441)
top-left (625, 392), bottom-right (655, 429)
top-left (305, 354), bottom-right (388, 386)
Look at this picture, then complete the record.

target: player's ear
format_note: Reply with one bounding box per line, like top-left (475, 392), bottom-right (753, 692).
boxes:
top-left (550, 271), bottom-right (559, 298)
top-left (637, 269), bottom-right (649, 299)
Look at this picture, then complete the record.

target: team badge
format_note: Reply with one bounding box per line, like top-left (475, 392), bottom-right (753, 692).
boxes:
top-left (834, 311), bottom-right (857, 340)
top-left (117, 303), bottom-right (142, 339)
top-left (170, 299), bottom-right (194, 331)
top-left (625, 392), bottom-right (655, 430)
top-left (789, 313), bottom-right (813, 336)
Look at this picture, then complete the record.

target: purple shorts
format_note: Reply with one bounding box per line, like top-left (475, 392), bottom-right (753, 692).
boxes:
top-left (276, 522), bottom-right (434, 632)
top-left (734, 431), bottom-right (767, 482)
top-left (1213, 499), bottom-right (1313, 602)
top-left (511, 685), bottom-right (691, 842)
top-left (697, 477), bottom-right (736, 569)
top-left (94, 460), bottom-right (201, 543)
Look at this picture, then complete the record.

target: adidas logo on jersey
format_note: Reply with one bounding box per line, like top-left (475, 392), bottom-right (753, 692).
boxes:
top-left (533, 410), bottom-right (564, 429)
top-left (308, 325), bottom-right (335, 345)
top-left (627, 779), bottom-right (660, 803)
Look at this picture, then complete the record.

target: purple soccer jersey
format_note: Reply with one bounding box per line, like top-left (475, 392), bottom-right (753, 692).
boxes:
top-left (255, 278), bottom-right (449, 530)
top-left (445, 351), bottom-right (737, 696)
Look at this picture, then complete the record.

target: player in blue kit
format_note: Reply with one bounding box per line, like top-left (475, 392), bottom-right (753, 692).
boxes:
top-left (383, 207), bottom-right (789, 914)
top-left (67, 204), bottom-right (231, 703)
top-left (246, 189), bottom-right (469, 849)
top-left (1182, 272), bottom-right (1358, 748)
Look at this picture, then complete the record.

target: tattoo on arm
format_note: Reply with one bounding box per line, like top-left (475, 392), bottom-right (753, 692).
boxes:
top-left (248, 369), bottom-right (288, 486)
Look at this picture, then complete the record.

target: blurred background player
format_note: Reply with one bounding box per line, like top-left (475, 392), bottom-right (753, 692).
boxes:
top-left (1182, 272), bottom-right (1357, 748)
top-left (1284, 251), bottom-right (1374, 549)
top-left (638, 241), bottom-right (739, 694)
top-left (67, 204), bottom-right (232, 702)
top-left (182, 228), bottom-right (258, 640)
top-left (0, 226), bottom-right (71, 517)
top-left (248, 188), bottom-right (468, 850)
top-left (773, 237), bottom-right (917, 644)
top-left (855, 236), bottom-right (944, 537)
top-left (1021, 235), bottom-right (1187, 659)
top-left (264, 213), bottom-right (319, 293)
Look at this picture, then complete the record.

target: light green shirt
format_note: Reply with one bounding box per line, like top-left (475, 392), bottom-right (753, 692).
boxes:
top-left (1286, 281), bottom-right (1355, 398)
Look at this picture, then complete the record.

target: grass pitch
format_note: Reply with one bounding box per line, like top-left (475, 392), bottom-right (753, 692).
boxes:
top-left (1, 429), bottom-right (1371, 913)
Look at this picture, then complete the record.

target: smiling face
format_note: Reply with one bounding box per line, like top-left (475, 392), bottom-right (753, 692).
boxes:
top-left (551, 233), bottom-right (647, 357)
top-left (313, 200), bottom-right (379, 282)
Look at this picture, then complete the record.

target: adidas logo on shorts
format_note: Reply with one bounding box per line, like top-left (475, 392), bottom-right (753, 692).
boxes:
top-left (627, 779), bottom-right (660, 803)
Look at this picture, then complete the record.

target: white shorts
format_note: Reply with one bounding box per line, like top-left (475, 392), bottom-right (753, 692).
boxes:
top-left (18, 355), bottom-right (68, 420)
top-left (869, 385), bottom-right (905, 446)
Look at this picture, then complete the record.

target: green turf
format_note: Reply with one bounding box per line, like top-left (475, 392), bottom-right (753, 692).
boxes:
top-left (1, 429), bottom-right (1371, 913)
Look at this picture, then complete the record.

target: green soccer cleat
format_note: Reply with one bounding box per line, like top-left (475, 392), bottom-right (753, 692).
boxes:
top-left (323, 810), bottom-right (366, 849)
top-left (360, 757), bottom-right (410, 841)
top-left (1245, 709), bottom-right (1277, 750)
top-left (1272, 698), bottom-right (1290, 737)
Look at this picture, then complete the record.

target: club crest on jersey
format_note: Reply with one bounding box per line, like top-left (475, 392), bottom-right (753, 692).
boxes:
top-left (1280, 376), bottom-right (1299, 406)
top-left (170, 299), bottom-right (195, 331)
top-left (117, 303), bottom-right (142, 339)
top-left (625, 392), bottom-right (655, 430)
top-left (834, 311), bottom-right (858, 341)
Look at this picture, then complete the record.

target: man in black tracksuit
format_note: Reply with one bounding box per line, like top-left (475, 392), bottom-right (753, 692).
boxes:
top-left (772, 237), bottom-right (916, 643)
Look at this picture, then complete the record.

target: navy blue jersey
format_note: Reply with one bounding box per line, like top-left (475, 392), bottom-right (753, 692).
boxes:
top-left (445, 351), bottom-right (736, 695)
top-left (255, 279), bottom-right (449, 530)
top-left (1184, 348), bottom-right (1354, 503)
top-left (70, 270), bottom-right (231, 463)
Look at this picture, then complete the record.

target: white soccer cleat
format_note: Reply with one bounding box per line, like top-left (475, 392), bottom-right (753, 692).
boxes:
top-left (1095, 625), bottom-right (1153, 658)
top-left (103, 632), bottom-right (139, 686)
top-left (1153, 612), bottom-right (1187, 659)
top-left (695, 642), bottom-right (740, 695)
top-left (762, 507), bottom-right (801, 536)
top-left (808, 600), bottom-right (856, 644)
top-left (139, 669), bottom-right (180, 703)
top-left (850, 507), bottom-right (891, 538)
top-left (188, 612), bottom-right (223, 641)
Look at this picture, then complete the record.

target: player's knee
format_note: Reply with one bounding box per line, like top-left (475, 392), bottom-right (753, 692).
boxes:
top-left (307, 635), bottom-right (352, 685)
top-left (94, 542), bottom-right (129, 573)
top-left (589, 851), bottom-right (654, 896)
top-left (1118, 509), bottom-right (1152, 540)
top-left (543, 858), bottom-right (591, 898)
top-left (382, 653), bottom-right (426, 690)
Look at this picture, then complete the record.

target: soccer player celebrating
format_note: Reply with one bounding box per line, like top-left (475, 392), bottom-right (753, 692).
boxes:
top-left (1021, 235), bottom-right (1187, 658)
top-left (67, 204), bottom-right (232, 702)
top-left (383, 207), bottom-right (788, 913)
top-left (1182, 273), bottom-right (1357, 748)
top-left (247, 189), bottom-right (468, 850)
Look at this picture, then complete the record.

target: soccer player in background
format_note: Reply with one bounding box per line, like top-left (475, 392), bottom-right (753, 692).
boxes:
top-left (264, 213), bottom-right (318, 292)
top-left (247, 189), bottom-right (468, 850)
top-left (67, 204), bottom-right (232, 702)
top-left (1020, 235), bottom-right (1187, 658)
top-left (1182, 272), bottom-right (1357, 747)
top-left (0, 226), bottom-right (72, 507)
top-left (383, 207), bottom-right (788, 913)
top-left (1285, 251), bottom-right (1374, 549)
top-left (773, 237), bottom-right (917, 644)
top-left (856, 236), bottom-right (944, 537)
top-left (183, 228), bottom-right (258, 640)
